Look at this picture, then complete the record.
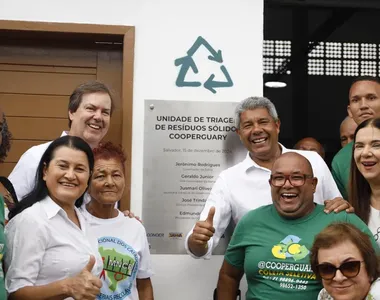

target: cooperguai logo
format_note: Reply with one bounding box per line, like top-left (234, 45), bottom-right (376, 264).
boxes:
top-left (271, 235), bottom-right (309, 261)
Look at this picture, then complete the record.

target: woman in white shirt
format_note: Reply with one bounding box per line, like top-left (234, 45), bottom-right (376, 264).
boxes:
top-left (5, 135), bottom-right (103, 300)
top-left (80, 142), bottom-right (154, 300)
top-left (349, 117), bottom-right (380, 245)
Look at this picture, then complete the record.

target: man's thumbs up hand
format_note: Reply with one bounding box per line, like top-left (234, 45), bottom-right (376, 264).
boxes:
top-left (191, 207), bottom-right (216, 246)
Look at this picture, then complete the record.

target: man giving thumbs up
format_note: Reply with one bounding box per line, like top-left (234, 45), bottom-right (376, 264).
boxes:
top-left (188, 207), bottom-right (216, 257)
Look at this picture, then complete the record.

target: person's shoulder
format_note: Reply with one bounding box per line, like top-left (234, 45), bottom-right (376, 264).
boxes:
top-left (113, 211), bottom-right (146, 232)
top-left (6, 202), bottom-right (44, 229)
top-left (239, 205), bottom-right (272, 224)
top-left (22, 140), bottom-right (53, 159)
top-left (332, 142), bottom-right (353, 162)
top-left (368, 278), bottom-right (380, 299)
top-left (219, 154), bottom-right (249, 176)
top-left (325, 209), bottom-right (362, 224)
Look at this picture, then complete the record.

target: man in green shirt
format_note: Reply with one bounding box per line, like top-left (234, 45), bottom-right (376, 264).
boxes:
top-left (332, 76), bottom-right (380, 199)
top-left (216, 152), bottom-right (378, 300)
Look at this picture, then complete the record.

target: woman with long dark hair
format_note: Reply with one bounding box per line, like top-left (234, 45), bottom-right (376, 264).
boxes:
top-left (5, 135), bottom-right (103, 299)
top-left (349, 117), bottom-right (380, 244)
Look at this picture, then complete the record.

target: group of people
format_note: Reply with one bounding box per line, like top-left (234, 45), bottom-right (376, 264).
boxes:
top-left (0, 81), bottom-right (153, 299)
top-left (293, 110), bottom-right (359, 160)
top-left (1, 75), bottom-right (380, 300)
top-left (186, 76), bottom-right (380, 299)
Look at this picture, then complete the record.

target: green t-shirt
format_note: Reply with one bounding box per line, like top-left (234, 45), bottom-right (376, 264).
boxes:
top-left (331, 142), bottom-right (353, 199)
top-left (225, 204), bottom-right (378, 300)
top-left (0, 195), bottom-right (5, 300)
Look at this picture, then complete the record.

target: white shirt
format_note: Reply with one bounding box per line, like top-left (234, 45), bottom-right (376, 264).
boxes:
top-left (185, 145), bottom-right (342, 259)
top-left (80, 206), bottom-right (153, 300)
top-left (5, 196), bottom-right (103, 298)
top-left (368, 206), bottom-right (380, 246)
top-left (8, 131), bottom-right (67, 201)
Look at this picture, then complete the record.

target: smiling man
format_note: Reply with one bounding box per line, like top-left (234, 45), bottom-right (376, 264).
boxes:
top-left (9, 81), bottom-right (114, 200)
top-left (332, 76), bottom-right (380, 199)
top-left (215, 152), bottom-right (378, 300)
top-left (185, 97), bottom-right (345, 259)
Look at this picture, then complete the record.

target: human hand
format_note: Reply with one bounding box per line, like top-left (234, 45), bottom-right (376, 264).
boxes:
top-left (123, 210), bottom-right (142, 223)
top-left (66, 255), bottom-right (102, 300)
top-left (324, 197), bottom-right (354, 214)
top-left (190, 207), bottom-right (215, 246)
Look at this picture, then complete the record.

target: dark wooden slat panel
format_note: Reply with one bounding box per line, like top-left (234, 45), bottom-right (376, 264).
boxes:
top-left (0, 46), bottom-right (97, 67)
top-left (5, 140), bottom-right (48, 163)
top-left (0, 94), bottom-right (68, 118)
top-left (7, 117), bottom-right (67, 140)
top-left (0, 71), bottom-right (96, 95)
top-left (97, 50), bottom-right (123, 145)
top-left (0, 163), bottom-right (15, 177)
top-left (0, 64), bottom-right (96, 74)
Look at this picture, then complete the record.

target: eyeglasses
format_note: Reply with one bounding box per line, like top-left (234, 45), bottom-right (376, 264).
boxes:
top-left (316, 261), bottom-right (363, 280)
top-left (269, 174), bottom-right (314, 187)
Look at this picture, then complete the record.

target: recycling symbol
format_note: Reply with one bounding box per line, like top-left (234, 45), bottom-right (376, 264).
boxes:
top-left (174, 36), bottom-right (233, 94)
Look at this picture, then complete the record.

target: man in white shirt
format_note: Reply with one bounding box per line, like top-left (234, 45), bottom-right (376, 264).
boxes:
top-left (9, 81), bottom-right (113, 200)
top-left (185, 96), bottom-right (347, 259)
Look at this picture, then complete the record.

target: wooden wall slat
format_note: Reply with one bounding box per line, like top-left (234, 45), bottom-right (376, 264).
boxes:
top-left (97, 50), bottom-right (123, 145)
top-left (0, 64), bottom-right (96, 75)
top-left (7, 117), bottom-right (67, 140)
top-left (5, 140), bottom-right (48, 163)
top-left (0, 46), bottom-right (97, 67)
top-left (0, 71), bottom-right (96, 95)
top-left (0, 163), bottom-right (15, 177)
top-left (0, 94), bottom-right (68, 118)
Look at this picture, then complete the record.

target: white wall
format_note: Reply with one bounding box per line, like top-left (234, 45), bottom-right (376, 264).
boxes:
top-left (0, 1), bottom-right (263, 299)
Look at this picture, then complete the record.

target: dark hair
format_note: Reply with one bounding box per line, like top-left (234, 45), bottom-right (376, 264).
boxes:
top-left (68, 80), bottom-right (115, 128)
top-left (349, 118), bottom-right (380, 224)
top-left (310, 222), bottom-right (380, 282)
top-left (9, 135), bottom-right (94, 220)
top-left (92, 142), bottom-right (126, 172)
top-left (0, 114), bottom-right (12, 163)
top-left (0, 176), bottom-right (18, 203)
top-left (351, 76), bottom-right (380, 88)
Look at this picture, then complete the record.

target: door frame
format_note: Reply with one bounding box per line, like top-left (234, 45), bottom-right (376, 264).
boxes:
top-left (0, 20), bottom-right (134, 211)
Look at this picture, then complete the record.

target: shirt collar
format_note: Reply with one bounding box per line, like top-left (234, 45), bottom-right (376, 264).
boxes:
top-left (242, 143), bottom-right (288, 172)
top-left (40, 196), bottom-right (64, 219)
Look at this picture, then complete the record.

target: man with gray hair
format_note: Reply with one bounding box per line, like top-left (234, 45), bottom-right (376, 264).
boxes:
top-left (185, 97), bottom-right (346, 258)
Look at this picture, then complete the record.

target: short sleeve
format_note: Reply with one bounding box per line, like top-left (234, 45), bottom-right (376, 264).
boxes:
top-left (331, 143), bottom-right (352, 200)
top-left (5, 212), bottom-right (48, 293)
top-left (346, 214), bottom-right (380, 253)
top-left (137, 224), bottom-right (154, 279)
top-left (224, 213), bottom-right (248, 270)
top-left (8, 148), bottom-right (38, 201)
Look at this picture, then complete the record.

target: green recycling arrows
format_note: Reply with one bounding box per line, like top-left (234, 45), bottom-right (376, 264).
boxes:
top-left (174, 36), bottom-right (234, 94)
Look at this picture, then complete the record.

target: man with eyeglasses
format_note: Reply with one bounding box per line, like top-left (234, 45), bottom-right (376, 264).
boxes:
top-left (185, 97), bottom-right (347, 259)
top-left (215, 152), bottom-right (377, 300)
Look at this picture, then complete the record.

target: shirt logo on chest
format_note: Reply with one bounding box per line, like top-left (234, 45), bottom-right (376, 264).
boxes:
top-left (271, 235), bottom-right (309, 261)
top-left (98, 236), bottom-right (139, 298)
